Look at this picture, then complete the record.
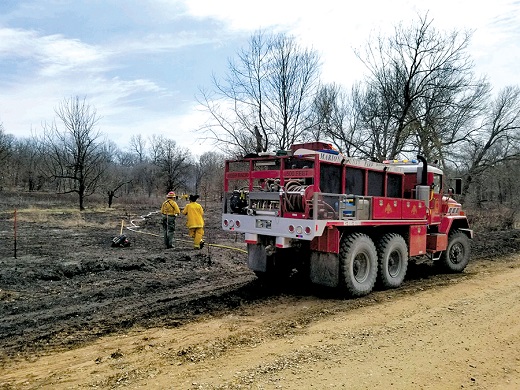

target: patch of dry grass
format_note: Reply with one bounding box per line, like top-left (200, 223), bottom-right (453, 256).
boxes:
top-left (467, 205), bottom-right (518, 232)
top-left (4, 206), bottom-right (121, 229)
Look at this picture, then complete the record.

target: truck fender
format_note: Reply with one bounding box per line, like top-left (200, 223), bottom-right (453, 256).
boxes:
top-left (439, 216), bottom-right (471, 236)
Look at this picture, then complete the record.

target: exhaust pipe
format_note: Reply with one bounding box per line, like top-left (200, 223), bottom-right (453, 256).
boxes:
top-left (417, 155), bottom-right (428, 185)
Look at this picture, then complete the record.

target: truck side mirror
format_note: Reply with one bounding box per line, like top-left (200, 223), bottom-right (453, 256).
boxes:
top-left (453, 178), bottom-right (462, 195)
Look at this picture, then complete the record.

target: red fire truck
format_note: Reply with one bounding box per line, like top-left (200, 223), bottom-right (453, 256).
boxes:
top-left (222, 141), bottom-right (472, 297)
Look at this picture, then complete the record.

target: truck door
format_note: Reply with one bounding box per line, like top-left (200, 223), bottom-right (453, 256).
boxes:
top-left (429, 173), bottom-right (443, 224)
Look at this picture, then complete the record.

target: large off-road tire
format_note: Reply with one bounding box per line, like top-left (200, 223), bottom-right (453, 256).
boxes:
top-left (439, 230), bottom-right (471, 272)
top-left (376, 233), bottom-right (408, 289)
top-left (340, 233), bottom-right (378, 297)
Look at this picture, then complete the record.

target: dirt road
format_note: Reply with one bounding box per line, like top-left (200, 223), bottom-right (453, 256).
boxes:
top-left (2, 253), bottom-right (519, 389)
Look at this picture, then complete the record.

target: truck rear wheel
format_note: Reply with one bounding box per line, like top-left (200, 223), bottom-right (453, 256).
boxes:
top-left (340, 233), bottom-right (378, 297)
top-left (440, 230), bottom-right (470, 272)
top-left (377, 233), bottom-right (408, 289)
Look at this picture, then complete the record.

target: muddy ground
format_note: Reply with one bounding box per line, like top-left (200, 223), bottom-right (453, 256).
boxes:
top-left (0, 195), bottom-right (254, 361)
top-left (0, 192), bottom-right (519, 389)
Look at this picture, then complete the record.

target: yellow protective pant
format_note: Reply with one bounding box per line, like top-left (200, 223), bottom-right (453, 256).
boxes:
top-left (188, 227), bottom-right (204, 249)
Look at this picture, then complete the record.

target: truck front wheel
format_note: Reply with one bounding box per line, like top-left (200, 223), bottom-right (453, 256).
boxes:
top-left (439, 230), bottom-right (471, 272)
top-left (377, 233), bottom-right (408, 289)
top-left (340, 233), bottom-right (378, 297)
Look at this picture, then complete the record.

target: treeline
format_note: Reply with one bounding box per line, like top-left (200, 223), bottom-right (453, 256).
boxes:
top-left (0, 14), bottom-right (519, 219)
top-left (0, 104), bottom-right (225, 211)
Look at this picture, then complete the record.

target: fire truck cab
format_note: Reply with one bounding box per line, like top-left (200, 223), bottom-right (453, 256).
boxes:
top-left (222, 142), bottom-right (472, 297)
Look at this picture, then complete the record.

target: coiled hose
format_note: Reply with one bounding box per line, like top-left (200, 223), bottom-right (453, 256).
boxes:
top-left (283, 181), bottom-right (308, 212)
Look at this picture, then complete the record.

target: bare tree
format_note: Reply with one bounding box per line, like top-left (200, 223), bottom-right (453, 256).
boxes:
top-left (308, 83), bottom-right (369, 157)
top-left (308, 83), bottom-right (340, 141)
top-left (455, 86), bottom-right (520, 203)
top-left (265, 33), bottom-right (321, 149)
top-left (198, 30), bottom-right (321, 155)
top-left (409, 80), bottom-right (490, 163)
top-left (150, 135), bottom-right (193, 193)
top-left (38, 96), bottom-right (108, 210)
top-left (354, 13), bottom-right (487, 161)
top-left (0, 124), bottom-right (13, 166)
top-left (10, 137), bottom-right (43, 191)
top-left (195, 152), bottom-right (225, 205)
top-left (129, 134), bottom-right (147, 163)
top-left (105, 179), bottom-right (131, 208)
top-left (97, 141), bottom-right (132, 207)
top-left (0, 125), bottom-right (16, 189)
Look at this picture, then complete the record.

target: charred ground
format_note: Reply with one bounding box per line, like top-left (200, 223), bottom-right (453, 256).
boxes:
top-left (0, 192), bottom-right (519, 366)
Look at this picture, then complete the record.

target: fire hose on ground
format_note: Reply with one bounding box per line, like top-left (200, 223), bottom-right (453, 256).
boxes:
top-left (123, 210), bottom-right (248, 253)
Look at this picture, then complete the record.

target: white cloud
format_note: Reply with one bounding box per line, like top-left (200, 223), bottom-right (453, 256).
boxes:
top-left (108, 31), bottom-right (218, 55)
top-left (0, 72), bottom-right (169, 145)
top-left (100, 102), bottom-right (215, 156)
top-left (0, 27), bottom-right (107, 77)
top-left (178, 0), bottom-right (301, 31)
top-left (177, 0), bottom-right (520, 88)
top-left (1, 0), bottom-right (519, 158)
top-left (37, 35), bottom-right (106, 77)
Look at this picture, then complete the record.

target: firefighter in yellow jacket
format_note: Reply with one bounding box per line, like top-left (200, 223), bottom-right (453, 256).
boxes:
top-left (182, 194), bottom-right (205, 249)
top-left (160, 191), bottom-right (180, 249)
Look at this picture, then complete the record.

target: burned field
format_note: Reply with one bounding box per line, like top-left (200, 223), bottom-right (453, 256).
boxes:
top-left (0, 192), bottom-right (519, 366)
top-left (0, 195), bottom-right (254, 363)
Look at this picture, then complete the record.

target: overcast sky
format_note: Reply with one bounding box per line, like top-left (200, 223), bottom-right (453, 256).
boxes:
top-left (1, 0), bottom-right (519, 156)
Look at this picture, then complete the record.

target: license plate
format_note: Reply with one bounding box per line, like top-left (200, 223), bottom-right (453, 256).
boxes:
top-left (255, 219), bottom-right (272, 229)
